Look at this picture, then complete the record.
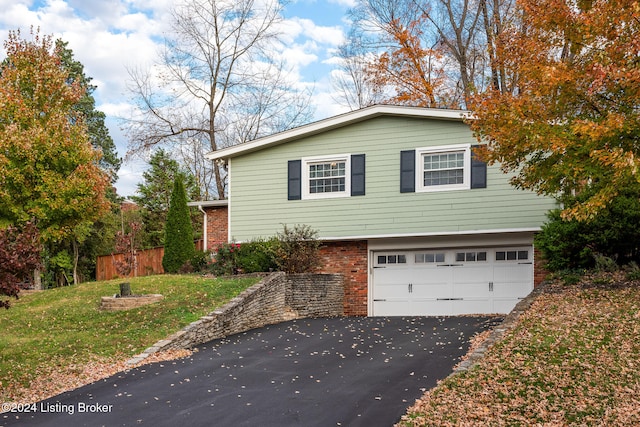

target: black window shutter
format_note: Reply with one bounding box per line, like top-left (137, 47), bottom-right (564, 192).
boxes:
top-left (351, 154), bottom-right (366, 196)
top-left (400, 150), bottom-right (415, 193)
top-left (288, 160), bottom-right (302, 200)
top-left (470, 146), bottom-right (487, 189)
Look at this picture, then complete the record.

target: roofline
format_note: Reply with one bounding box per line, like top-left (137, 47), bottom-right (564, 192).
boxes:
top-left (187, 200), bottom-right (228, 208)
top-left (206, 105), bottom-right (471, 160)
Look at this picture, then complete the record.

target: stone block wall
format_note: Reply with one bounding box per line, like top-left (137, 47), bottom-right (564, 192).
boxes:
top-left (128, 272), bottom-right (344, 365)
top-left (286, 273), bottom-right (344, 318)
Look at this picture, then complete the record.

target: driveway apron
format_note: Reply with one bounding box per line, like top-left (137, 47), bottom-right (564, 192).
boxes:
top-left (2, 316), bottom-right (500, 427)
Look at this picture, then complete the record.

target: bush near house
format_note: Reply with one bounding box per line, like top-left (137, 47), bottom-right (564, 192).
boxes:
top-left (211, 224), bottom-right (320, 275)
top-left (535, 186), bottom-right (640, 271)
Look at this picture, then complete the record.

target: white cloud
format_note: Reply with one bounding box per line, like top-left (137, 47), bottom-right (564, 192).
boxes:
top-left (328, 0), bottom-right (357, 7)
top-left (0, 0), bottom-right (353, 197)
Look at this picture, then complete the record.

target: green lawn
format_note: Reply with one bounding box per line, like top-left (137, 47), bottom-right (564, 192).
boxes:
top-left (399, 277), bottom-right (640, 426)
top-left (0, 275), bottom-right (259, 400)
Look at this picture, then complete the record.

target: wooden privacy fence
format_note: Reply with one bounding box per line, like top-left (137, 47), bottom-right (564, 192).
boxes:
top-left (96, 240), bottom-right (204, 281)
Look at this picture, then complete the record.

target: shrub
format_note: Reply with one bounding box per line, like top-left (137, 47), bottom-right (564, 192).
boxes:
top-left (535, 188), bottom-right (640, 271)
top-left (211, 239), bottom-right (277, 275)
top-left (190, 250), bottom-right (211, 273)
top-left (273, 224), bottom-right (321, 274)
top-left (236, 239), bottom-right (278, 273)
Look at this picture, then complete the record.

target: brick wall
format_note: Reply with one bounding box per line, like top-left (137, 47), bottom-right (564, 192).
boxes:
top-left (204, 206), bottom-right (228, 250)
top-left (317, 241), bottom-right (368, 316)
top-left (533, 246), bottom-right (549, 287)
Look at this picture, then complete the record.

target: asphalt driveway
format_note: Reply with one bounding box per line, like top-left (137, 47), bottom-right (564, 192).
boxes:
top-left (2, 316), bottom-right (501, 427)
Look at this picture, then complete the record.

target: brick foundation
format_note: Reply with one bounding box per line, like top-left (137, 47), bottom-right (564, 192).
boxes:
top-left (317, 241), bottom-right (369, 316)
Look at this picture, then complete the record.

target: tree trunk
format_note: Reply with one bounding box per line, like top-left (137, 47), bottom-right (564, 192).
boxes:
top-left (120, 282), bottom-right (132, 297)
top-left (33, 268), bottom-right (42, 290)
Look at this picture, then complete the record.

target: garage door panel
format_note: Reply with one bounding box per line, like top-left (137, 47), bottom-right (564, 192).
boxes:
top-left (453, 282), bottom-right (490, 298)
top-left (493, 283), bottom-right (531, 298)
top-left (375, 283), bottom-right (409, 299)
top-left (493, 298), bottom-right (524, 314)
top-left (493, 264), bottom-right (531, 282)
top-left (411, 299), bottom-right (453, 316)
top-left (372, 246), bottom-right (534, 316)
top-left (373, 300), bottom-right (409, 316)
top-left (410, 267), bottom-right (449, 284)
top-left (412, 282), bottom-right (451, 299)
top-left (452, 298), bottom-right (493, 315)
top-left (453, 265), bottom-right (492, 283)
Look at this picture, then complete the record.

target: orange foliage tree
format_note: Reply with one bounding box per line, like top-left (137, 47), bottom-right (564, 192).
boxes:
top-left (368, 17), bottom-right (448, 107)
top-left (470, 0), bottom-right (640, 220)
top-left (0, 30), bottom-right (110, 262)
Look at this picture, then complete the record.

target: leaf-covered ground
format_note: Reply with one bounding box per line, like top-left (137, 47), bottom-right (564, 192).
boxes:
top-left (399, 275), bottom-right (640, 426)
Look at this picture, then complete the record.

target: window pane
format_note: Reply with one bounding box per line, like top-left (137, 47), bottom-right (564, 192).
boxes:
top-left (518, 251), bottom-right (529, 260)
top-left (425, 253), bottom-right (435, 263)
top-left (477, 252), bottom-right (487, 261)
top-left (507, 251), bottom-right (517, 260)
top-left (377, 256), bottom-right (386, 264)
top-left (388, 255), bottom-right (397, 264)
top-left (466, 252), bottom-right (476, 261)
top-left (308, 161), bottom-right (346, 194)
top-left (398, 255), bottom-right (407, 264)
top-left (415, 254), bottom-right (425, 263)
top-left (456, 253), bottom-right (465, 262)
top-left (422, 151), bottom-right (465, 187)
top-left (435, 253), bottom-right (445, 263)
top-left (496, 251), bottom-right (506, 261)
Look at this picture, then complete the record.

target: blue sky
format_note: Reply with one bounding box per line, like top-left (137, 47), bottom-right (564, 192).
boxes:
top-left (0, 0), bottom-right (356, 196)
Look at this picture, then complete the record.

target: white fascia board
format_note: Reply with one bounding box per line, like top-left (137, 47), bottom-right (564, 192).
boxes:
top-left (206, 105), bottom-right (470, 161)
top-left (187, 200), bottom-right (228, 207)
top-left (316, 227), bottom-right (541, 242)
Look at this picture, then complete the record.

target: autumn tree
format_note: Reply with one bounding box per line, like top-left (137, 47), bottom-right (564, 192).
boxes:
top-left (56, 40), bottom-right (121, 183)
top-left (0, 30), bottom-right (110, 287)
top-left (125, 0), bottom-right (313, 199)
top-left (470, 0), bottom-right (640, 221)
top-left (0, 222), bottom-right (41, 309)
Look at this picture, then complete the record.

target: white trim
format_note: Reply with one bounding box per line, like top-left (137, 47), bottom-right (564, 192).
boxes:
top-left (317, 227), bottom-right (541, 242)
top-left (301, 154), bottom-right (351, 200)
top-left (227, 158), bottom-right (232, 244)
top-left (206, 105), bottom-right (470, 160)
top-left (416, 143), bottom-right (471, 192)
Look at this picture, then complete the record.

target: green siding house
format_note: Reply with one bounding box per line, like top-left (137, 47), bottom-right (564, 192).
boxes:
top-left (207, 105), bottom-right (556, 316)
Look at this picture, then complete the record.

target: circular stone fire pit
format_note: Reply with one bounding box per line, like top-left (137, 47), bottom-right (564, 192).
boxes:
top-left (100, 294), bottom-right (163, 311)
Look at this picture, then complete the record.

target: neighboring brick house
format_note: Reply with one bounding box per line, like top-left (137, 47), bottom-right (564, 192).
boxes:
top-left (200, 105), bottom-right (557, 316)
top-left (187, 200), bottom-right (229, 252)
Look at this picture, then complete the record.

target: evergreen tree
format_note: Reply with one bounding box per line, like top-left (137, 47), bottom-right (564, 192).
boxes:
top-left (131, 149), bottom-right (200, 248)
top-left (162, 176), bottom-right (195, 273)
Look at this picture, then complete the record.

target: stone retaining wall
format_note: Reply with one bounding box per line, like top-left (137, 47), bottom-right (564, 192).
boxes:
top-left (100, 294), bottom-right (164, 311)
top-left (127, 272), bottom-right (344, 366)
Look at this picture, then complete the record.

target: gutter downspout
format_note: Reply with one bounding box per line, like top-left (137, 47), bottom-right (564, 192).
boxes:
top-left (197, 205), bottom-right (207, 251)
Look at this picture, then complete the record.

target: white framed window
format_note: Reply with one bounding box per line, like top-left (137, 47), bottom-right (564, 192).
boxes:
top-left (302, 154), bottom-right (351, 199)
top-left (416, 144), bottom-right (471, 192)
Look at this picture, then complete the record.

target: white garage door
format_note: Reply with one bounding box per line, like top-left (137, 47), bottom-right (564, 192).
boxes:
top-left (372, 247), bottom-right (533, 316)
